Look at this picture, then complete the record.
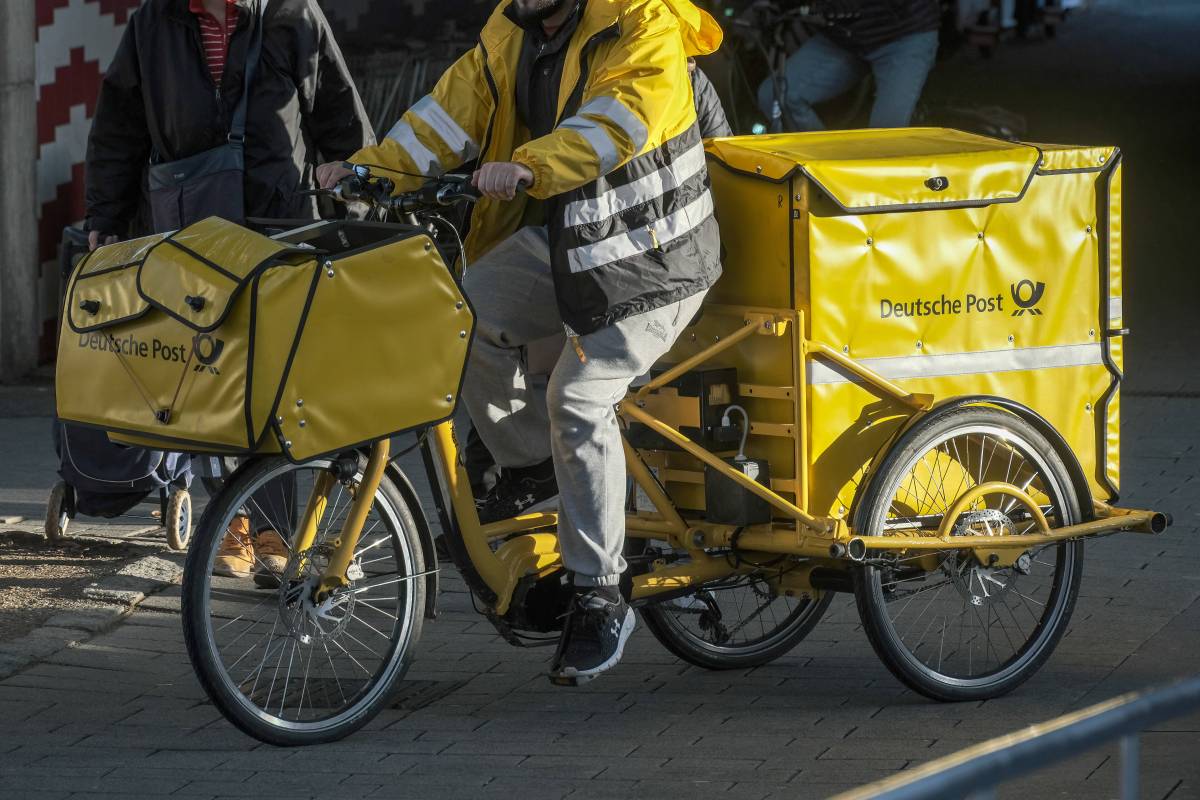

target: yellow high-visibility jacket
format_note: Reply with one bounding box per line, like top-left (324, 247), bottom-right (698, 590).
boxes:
top-left (348, 0), bottom-right (725, 334)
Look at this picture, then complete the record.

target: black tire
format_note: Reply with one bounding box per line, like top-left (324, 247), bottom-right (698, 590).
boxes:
top-left (45, 481), bottom-right (72, 543)
top-left (641, 573), bottom-right (832, 670)
top-left (165, 489), bottom-right (192, 551)
top-left (852, 406), bottom-right (1083, 702)
top-left (182, 456), bottom-right (425, 746)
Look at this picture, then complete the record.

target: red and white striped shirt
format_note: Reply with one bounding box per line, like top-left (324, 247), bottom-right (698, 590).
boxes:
top-left (190, 0), bottom-right (240, 87)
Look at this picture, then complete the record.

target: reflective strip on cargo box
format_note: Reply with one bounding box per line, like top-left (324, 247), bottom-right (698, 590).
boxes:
top-left (1109, 296), bottom-right (1123, 325)
top-left (809, 343), bottom-right (1105, 385)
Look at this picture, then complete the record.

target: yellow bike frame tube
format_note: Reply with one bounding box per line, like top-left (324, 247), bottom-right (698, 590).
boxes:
top-left (635, 319), bottom-right (759, 401)
top-left (620, 402), bottom-right (832, 533)
top-left (428, 421), bottom-right (508, 598)
top-left (806, 340), bottom-right (934, 411)
top-left (622, 436), bottom-right (688, 536)
top-left (935, 481), bottom-right (1051, 539)
top-left (481, 511), bottom-right (558, 539)
top-left (848, 508), bottom-right (1167, 554)
top-left (292, 469), bottom-right (336, 555)
top-left (317, 439), bottom-right (389, 595)
top-left (631, 552), bottom-right (743, 599)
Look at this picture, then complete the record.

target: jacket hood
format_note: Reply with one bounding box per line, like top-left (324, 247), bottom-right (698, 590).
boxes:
top-left (487, 0), bottom-right (722, 56)
top-left (659, 0), bottom-right (722, 56)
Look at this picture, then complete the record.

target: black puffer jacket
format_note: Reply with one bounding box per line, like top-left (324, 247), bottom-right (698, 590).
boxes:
top-left (819, 0), bottom-right (941, 53)
top-left (85, 0), bottom-right (373, 236)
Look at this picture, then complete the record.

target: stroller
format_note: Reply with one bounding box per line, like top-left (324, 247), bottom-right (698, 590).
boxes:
top-left (45, 227), bottom-right (195, 550)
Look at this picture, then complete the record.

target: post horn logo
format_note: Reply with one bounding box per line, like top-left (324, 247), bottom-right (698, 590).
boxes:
top-left (1010, 279), bottom-right (1046, 317)
top-left (192, 334), bottom-right (225, 374)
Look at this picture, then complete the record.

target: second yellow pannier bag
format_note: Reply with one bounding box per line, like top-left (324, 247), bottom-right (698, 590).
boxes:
top-left (56, 217), bottom-right (473, 461)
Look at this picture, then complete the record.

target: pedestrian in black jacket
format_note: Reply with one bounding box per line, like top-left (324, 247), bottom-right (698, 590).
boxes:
top-left (82, 0), bottom-right (373, 587)
top-left (84, 0), bottom-right (373, 249)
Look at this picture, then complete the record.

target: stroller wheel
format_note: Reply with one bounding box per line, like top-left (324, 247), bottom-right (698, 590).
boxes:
top-left (45, 481), bottom-right (74, 543)
top-left (166, 489), bottom-right (193, 551)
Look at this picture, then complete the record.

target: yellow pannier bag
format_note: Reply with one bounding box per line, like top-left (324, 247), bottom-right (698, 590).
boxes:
top-left (56, 217), bottom-right (473, 462)
top-left (647, 128), bottom-right (1121, 520)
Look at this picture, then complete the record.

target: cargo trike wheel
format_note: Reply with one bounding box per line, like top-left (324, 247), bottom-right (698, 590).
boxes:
top-left (165, 488), bottom-right (192, 551)
top-left (182, 456), bottom-right (425, 746)
top-left (641, 562), bottom-right (832, 670)
top-left (852, 407), bottom-right (1083, 702)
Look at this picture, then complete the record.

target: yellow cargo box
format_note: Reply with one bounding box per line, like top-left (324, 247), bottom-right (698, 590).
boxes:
top-left (643, 128), bottom-right (1122, 522)
top-left (56, 217), bottom-right (473, 462)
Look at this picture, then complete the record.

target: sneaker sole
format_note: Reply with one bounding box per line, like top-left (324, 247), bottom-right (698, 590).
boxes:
top-left (212, 565), bottom-right (252, 579)
top-left (549, 607), bottom-right (636, 687)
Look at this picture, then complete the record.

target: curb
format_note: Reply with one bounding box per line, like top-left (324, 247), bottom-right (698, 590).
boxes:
top-left (0, 548), bottom-right (185, 680)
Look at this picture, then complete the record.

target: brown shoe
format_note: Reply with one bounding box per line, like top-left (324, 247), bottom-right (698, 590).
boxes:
top-left (213, 516), bottom-right (254, 578)
top-left (252, 529), bottom-right (289, 589)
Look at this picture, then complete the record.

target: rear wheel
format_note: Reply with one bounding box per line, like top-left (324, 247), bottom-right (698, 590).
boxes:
top-left (853, 407), bottom-right (1083, 701)
top-left (640, 549), bottom-right (832, 669)
top-left (182, 456), bottom-right (425, 745)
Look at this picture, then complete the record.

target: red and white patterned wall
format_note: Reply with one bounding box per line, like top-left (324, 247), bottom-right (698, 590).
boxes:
top-left (34, 0), bottom-right (142, 356)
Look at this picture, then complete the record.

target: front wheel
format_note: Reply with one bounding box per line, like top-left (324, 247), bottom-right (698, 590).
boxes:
top-left (182, 456), bottom-right (426, 746)
top-left (853, 406), bottom-right (1083, 702)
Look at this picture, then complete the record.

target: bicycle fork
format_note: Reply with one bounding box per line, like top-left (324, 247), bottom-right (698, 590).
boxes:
top-left (290, 439), bottom-right (392, 600)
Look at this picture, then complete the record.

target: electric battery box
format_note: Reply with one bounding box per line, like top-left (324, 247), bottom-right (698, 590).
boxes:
top-left (704, 457), bottom-right (772, 526)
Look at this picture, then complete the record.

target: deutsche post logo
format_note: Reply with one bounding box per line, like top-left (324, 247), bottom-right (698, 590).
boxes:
top-left (1010, 280), bottom-right (1045, 317)
top-left (192, 334), bottom-right (225, 375)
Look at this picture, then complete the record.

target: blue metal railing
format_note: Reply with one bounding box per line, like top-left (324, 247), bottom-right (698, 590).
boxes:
top-left (830, 674), bottom-right (1200, 800)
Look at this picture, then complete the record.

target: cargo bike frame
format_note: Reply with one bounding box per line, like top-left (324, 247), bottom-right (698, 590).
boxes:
top-left (57, 129), bottom-right (1172, 746)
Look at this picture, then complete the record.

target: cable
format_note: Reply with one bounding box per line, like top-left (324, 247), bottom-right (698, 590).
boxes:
top-left (349, 162), bottom-right (437, 180)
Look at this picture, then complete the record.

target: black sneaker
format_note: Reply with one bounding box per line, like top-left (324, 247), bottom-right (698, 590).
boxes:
top-left (475, 458), bottom-right (558, 524)
top-left (549, 586), bottom-right (635, 686)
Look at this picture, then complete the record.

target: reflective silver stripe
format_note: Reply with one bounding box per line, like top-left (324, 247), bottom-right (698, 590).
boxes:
top-left (384, 119), bottom-right (441, 176)
top-left (809, 343), bottom-right (1105, 386)
top-left (563, 142), bottom-right (707, 227)
top-left (559, 116), bottom-right (620, 174)
top-left (578, 96), bottom-right (648, 153)
top-left (566, 189), bottom-right (714, 274)
top-left (411, 96), bottom-right (478, 161)
top-left (1108, 296), bottom-right (1123, 325)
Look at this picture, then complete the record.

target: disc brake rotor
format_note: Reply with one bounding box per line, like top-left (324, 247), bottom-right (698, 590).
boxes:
top-left (946, 508), bottom-right (1018, 608)
top-left (277, 545), bottom-right (357, 644)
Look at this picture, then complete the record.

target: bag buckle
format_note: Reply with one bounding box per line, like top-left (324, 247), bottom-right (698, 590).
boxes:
top-left (227, 132), bottom-right (246, 146)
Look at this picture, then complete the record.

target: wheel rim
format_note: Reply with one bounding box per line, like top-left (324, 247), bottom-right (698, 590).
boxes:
top-left (864, 423), bottom-right (1077, 688)
top-left (197, 460), bottom-right (418, 732)
top-left (176, 496), bottom-right (191, 547)
top-left (651, 556), bottom-right (826, 658)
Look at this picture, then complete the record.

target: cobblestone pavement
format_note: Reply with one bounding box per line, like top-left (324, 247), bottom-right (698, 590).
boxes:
top-left (0, 392), bottom-right (1196, 800)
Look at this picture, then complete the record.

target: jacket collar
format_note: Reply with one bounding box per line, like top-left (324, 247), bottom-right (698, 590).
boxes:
top-left (166, 0), bottom-right (254, 24)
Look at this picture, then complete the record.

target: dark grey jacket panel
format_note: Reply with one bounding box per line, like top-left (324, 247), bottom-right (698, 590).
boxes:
top-left (85, 0), bottom-right (373, 236)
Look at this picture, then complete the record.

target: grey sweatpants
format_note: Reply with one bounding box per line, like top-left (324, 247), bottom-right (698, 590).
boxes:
top-left (461, 227), bottom-right (706, 587)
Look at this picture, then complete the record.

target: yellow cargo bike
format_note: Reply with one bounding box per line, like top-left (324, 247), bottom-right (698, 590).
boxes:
top-left (56, 128), bottom-right (1171, 745)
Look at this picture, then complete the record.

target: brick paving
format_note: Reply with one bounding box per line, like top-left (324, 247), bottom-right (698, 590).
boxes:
top-left (0, 393), bottom-right (1197, 800)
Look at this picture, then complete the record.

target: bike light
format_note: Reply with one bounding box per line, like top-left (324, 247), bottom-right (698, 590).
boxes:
top-left (751, 123), bottom-right (767, 135)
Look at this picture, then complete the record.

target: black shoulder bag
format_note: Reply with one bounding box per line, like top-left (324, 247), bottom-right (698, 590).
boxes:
top-left (146, 0), bottom-right (267, 232)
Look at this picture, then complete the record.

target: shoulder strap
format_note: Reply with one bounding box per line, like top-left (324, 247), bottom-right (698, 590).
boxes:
top-left (228, 0), bottom-right (268, 146)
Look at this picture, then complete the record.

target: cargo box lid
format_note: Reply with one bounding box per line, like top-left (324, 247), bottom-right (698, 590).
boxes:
top-left (706, 128), bottom-right (1043, 213)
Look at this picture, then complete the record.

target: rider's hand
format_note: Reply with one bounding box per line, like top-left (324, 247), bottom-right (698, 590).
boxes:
top-left (87, 231), bottom-right (118, 251)
top-left (472, 161), bottom-right (533, 201)
top-left (316, 161), bottom-right (355, 190)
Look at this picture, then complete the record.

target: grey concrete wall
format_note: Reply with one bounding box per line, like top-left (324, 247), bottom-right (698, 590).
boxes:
top-left (0, 0), bottom-right (39, 382)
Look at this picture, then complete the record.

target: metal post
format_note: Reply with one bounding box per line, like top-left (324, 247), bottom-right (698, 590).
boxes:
top-left (1119, 734), bottom-right (1140, 800)
top-left (0, 0), bottom-right (40, 381)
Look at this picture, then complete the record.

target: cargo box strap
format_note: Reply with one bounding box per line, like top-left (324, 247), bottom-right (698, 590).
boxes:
top-left (107, 344), bottom-right (161, 422)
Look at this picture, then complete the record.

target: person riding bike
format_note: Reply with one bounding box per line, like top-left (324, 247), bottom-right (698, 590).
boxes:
top-left (318, 0), bottom-right (723, 684)
top-left (756, 0), bottom-right (940, 131)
